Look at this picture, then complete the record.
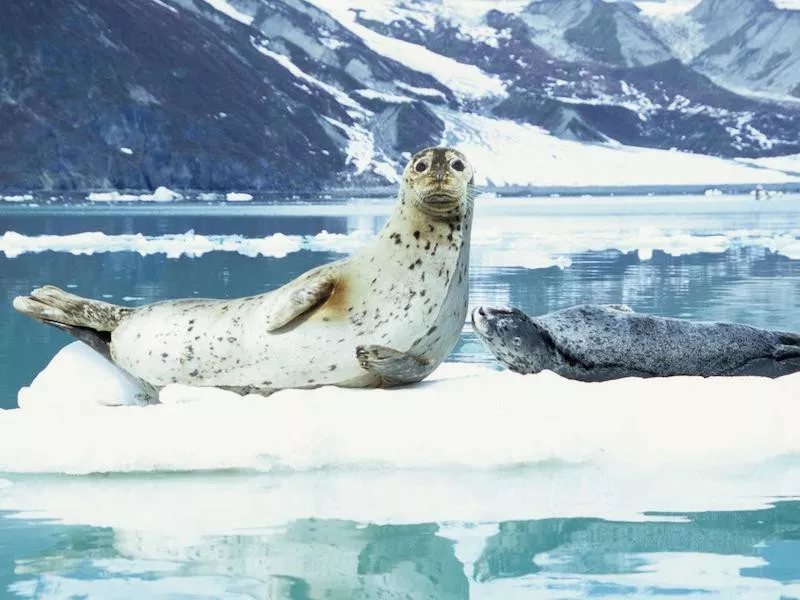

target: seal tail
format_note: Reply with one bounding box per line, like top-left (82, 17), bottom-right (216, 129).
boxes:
top-left (13, 285), bottom-right (132, 359)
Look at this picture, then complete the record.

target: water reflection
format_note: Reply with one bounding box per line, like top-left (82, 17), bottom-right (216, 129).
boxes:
top-left (4, 500), bottom-right (800, 598)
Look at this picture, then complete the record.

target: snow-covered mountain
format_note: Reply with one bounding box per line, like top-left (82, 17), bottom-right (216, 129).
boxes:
top-left (689, 0), bottom-right (800, 97)
top-left (0, 0), bottom-right (798, 192)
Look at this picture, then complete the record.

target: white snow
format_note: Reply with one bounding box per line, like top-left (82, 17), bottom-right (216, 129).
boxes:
top-left (394, 81), bottom-right (448, 101)
top-left (436, 109), bottom-right (800, 186)
top-left (225, 192), bottom-right (253, 202)
top-left (253, 41), bottom-right (363, 111)
top-left (633, 0), bottom-right (704, 18)
top-left (353, 88), bottom-right (412, 103)
top-left (1, 340), bottom-right (800, 475)
top-left (199, 0), bottom-right (253, 25)
top-left (119, 147), bottom-right (134, 155)
top-left (87, 186), bottom-right (183, 202)
top-left (305, 0), bottom-right (506, 101)
top-left (739, 153), bottom-right (800, 174)
top-left (147, 0), bottom-right (179, 14)
top-left (322, 117), bottom-right (399, 180)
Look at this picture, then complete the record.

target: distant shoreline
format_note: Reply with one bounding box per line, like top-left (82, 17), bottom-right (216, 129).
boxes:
top-left (2, 181), bottom-right (800, 204)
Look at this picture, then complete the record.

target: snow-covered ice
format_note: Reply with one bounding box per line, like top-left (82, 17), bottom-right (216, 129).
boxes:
top-left (1, 341), bottom-right (800, 475)
top-left (17, 343), bottom-right (149, 409)
top-left (119, 147), bottom-right (134, 155)
top-left (2, 194), bottom-right (34, 202)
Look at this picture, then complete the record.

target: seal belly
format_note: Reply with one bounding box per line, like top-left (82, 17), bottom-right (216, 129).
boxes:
top-left (111, 295), bottom-right (365, 390)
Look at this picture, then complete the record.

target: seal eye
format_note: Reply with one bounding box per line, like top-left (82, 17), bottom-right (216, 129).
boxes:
top-left (451, 159), bottom-right (465, 172)
top-left (414, 160), bottom-right (428, 173)
top-left (512, 337), bottom-right (522, 347)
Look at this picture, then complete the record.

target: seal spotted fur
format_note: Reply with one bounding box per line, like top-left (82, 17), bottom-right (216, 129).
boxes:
top-left (14, 147), bottom-right (476, 397)
top-left (472, 304), bottom-right (800, 381)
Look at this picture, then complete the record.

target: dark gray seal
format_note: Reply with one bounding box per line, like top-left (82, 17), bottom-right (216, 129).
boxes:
top-left (471, 304), bottom-right (800, 381)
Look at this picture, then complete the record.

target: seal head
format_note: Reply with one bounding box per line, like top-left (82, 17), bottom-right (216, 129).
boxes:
top-left (471, 306), bottom-right (560, 374)
top-left (403, 147), bottom-right (474, 221)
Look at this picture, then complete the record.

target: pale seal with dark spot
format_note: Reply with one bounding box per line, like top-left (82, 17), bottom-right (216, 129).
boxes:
top-left (472, 304), bottom-right (800, 381)
top-left (14, 147), bottom-right (476, 397)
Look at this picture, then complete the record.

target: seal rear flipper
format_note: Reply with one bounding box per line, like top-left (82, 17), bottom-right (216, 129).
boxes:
top-left (42, 321), bottom-right (113, 361)
top-left (13, 285), bottom-right (131, 331)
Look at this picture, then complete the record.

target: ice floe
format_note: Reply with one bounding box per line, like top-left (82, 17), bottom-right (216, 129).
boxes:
top-left (1, 341), bottom-right (800, 475)
top-left (2, 224), bottom-right (798, 264)
top-left (0, 231), bottom-right (302, 259)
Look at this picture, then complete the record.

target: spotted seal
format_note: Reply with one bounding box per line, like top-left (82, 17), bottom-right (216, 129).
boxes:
top-left (14, 147), bottom-right (476, 397)
top-left (472, 304), bottom-right (800, 381)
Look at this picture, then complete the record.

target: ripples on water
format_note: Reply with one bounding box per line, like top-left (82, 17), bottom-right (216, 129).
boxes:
top-left (1, 194), bottom-right (800, 597)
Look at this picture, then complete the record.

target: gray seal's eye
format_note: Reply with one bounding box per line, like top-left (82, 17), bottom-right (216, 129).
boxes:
top-left (414, 160), bottom-right (429, 173)
top-left (451, 159), bottom-right (465, 172)
top-left (512, 337), bottom-right (522, 347)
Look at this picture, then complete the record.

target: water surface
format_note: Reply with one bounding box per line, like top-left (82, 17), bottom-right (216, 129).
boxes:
top-left (1, 194), bottom-right (800, 598)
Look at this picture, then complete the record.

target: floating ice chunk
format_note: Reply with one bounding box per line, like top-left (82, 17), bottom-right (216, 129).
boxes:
top-left (2, 194), bottom-right (34, 202)
top-left (87, 187), bottom-right (182, 202)
top-left (2, 341), bottom-right (800, 475)
top-left (149, 186), bottom-right (182, 202)
top-left (17, 342), bottom-right (148, 410)
top-left (119, 147), bottom-right (133, 155)
top-left (225, 192), bottom-right (253, 202)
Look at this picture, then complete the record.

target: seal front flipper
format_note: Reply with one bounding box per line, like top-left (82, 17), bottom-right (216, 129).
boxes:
top-left (265, 268), bottom-right (336, 332)
top-left (356, 344), bottom-right (432, 387)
